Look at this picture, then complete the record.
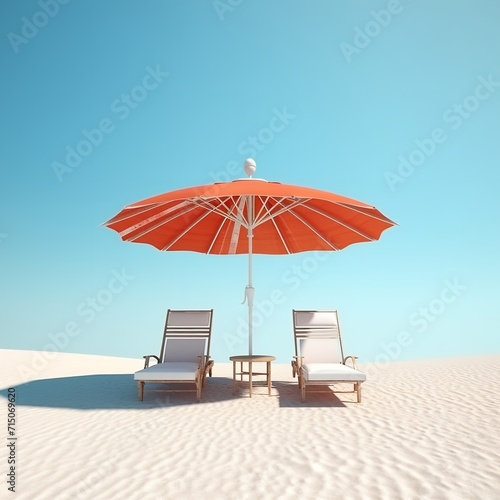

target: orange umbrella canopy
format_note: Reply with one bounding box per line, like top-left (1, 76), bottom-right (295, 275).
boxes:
top-left (104, 177), bottom-right (395, 255)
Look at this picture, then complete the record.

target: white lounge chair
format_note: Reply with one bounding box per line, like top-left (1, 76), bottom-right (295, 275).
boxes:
top-left (291, 309), bottom-right (366, 403)
top-left (134, 309), bottom-right (214, 402)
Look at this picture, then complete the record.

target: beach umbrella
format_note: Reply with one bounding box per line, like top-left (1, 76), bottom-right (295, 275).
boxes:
top-left (104, 159), bottom-right (395, 355)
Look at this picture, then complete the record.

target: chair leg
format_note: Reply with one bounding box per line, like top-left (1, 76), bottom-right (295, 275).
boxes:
top-left (138, 381), bottom-right (144, 401)
top-left (356, 382), bottom-right (361, 403)
top-left (201, 366), bottom-right (208, 387)
top-left (196, 380), bottom-right (201, 402)
top-left (299, 376), bottom-right (306, 402)
top-left (195, 370), bottom-right (202, 402)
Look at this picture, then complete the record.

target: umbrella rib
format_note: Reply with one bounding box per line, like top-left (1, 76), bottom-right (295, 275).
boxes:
top-left (285, 207), bottom-right (341, 250)
top-left (190, 196), bottom-right (249, 228)
top-left (256, 196), bottom-right (291, 254)
top-left (119, 202), bottom-right (196, 240)
top-left (270, 216), bottom-right (291, 254)
top-left (206, 217), bottom-right (228, 254)
top-left (161, 208), bottom-right (215, 251)
top-left (300, 203), bottom-right (376, 241)
top-left (206, 196), bottom-right (250, 254)
top-left (253, 196), bottom-right (308, 227)
top-left (105, 201), bottom-right (183, 227)
top-left (252, 195), bottom-right (271, 224)
top-left (336, 202), bottom-right (395, 224)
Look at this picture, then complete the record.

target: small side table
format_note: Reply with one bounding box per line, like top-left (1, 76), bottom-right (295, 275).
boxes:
top-left (229, 355), bottom-right (276, 397)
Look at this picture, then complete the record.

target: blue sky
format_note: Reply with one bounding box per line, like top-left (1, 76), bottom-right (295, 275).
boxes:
top-left (1, 0), bottom-right (499, 365)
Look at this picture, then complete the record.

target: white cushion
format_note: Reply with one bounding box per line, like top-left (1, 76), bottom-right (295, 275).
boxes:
top-left (134, 362), bottom-right (199, 381)
top-left (300, 338), bottom-right (343, 364)
top-left (302, 363), bottom-right (366, 382)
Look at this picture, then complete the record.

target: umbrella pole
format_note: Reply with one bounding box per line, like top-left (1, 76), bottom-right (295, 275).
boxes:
top-left (247, 195), bottom-right (254, 356)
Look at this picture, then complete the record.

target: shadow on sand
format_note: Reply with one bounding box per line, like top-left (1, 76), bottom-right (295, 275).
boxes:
top-left (1, 375), bottom-right (353, 410)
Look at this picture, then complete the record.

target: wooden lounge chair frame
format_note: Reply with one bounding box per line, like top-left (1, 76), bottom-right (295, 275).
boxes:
top-left (135, 309), bottom-right (214, 402)
top-left (291, 309), bottom-right (365, 403)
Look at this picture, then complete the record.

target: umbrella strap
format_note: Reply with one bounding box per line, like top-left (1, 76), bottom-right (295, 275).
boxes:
top-left (242, 285), bottom-right (255, 305)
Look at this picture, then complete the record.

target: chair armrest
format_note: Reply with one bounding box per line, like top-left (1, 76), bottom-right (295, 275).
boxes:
top-left (205, 358), bottom-right (215, 377)
top-left (343, 355), bottom-right (358, 369)
top-left (197, 355), bottom-right (210, 369)
top-left (292, 356), bottom-right (304, 378)
top-left (293, 355), bottom-right (304, 366)
top-left (143, 355), bottom-right (160, 368)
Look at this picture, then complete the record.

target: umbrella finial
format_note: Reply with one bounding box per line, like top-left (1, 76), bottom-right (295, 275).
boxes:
top-left (244, 158), bottom-right (256, 178)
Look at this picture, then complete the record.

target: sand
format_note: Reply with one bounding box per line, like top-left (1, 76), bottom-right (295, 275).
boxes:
top-left (1, 349), bottom-right (499, 500)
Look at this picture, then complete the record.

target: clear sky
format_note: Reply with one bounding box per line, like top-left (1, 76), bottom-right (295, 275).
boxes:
top-left (1, 0), bottom-right (499, 365)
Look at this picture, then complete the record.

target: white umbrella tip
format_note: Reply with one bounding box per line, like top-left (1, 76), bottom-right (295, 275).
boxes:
top-left (244, 158), bottom-right (256, 177)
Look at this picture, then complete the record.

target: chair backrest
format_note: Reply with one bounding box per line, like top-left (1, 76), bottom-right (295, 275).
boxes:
top-left (159, 309), bottom-right (213, 363)
top-left (163, 338), bottom-right (207, 363)
top-left (293, 310), bottom-right (344, 363)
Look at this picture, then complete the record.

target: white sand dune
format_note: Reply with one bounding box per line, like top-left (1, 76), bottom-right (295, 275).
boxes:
top-left (1, 349), bottom-right (499, 499)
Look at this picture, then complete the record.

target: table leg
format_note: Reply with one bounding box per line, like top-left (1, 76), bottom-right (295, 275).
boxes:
top-left (267, 361), bottom-right (271, 395)
top-left (232, 361), bottom-right (236, 394)
top-left (249, 361), bottom-right (252, 398)
top-left (240, 362), bottom-right (243, 381)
